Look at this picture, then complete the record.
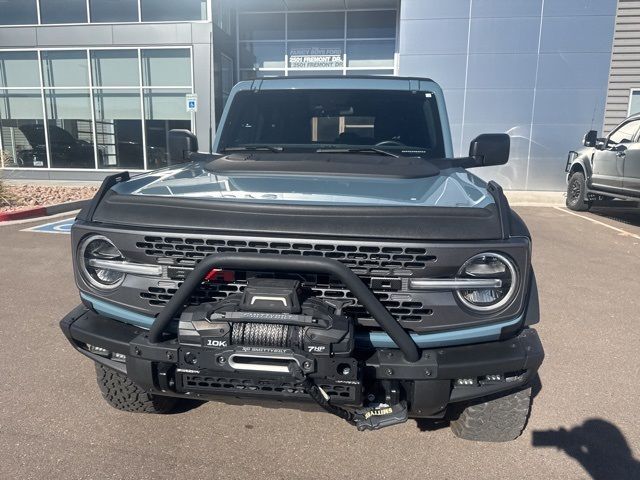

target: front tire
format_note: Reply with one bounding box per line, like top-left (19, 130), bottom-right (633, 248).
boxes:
top-left (450, 387), bottom-right (532, 442)
top-left (95, 363), bottom-right (178, 414)
top-left (566, 172), bottom-right (591, 211)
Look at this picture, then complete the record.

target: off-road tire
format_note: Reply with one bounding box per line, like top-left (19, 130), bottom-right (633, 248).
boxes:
top-left (95, 363), bottom-right (177, 414)
top-left (566, 172), bottom-right (591, 211)
top-left (450, 387), bottom-right (532, 442)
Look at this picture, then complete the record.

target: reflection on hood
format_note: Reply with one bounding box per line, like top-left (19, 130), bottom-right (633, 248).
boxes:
top-left (19, 124), bottom-right (77, 147)
top-left (114, 163), bottom-right (494, 208)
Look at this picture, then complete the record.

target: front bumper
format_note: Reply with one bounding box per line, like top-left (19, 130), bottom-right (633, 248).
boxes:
top-left (61, 305), bottom-right (544, 418)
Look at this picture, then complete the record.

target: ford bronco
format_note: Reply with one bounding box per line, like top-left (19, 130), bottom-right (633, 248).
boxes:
top-left (60, 76), bottom-right (543, 442)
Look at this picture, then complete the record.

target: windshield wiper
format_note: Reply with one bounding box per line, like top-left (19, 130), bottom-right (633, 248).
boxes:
top-left (222, 145), bottom-right (284, 153)
top-left (316, 147), bottom-right (399, 158)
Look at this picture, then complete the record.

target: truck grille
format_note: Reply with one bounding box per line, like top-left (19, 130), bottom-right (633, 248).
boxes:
top-left (135, 235), bottom-right (437, 323)
top-left (136, 236), bottom-right (436, 276)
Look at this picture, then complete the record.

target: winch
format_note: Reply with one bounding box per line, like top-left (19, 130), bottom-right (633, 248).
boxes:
top-left (178, 277), bottom-right (354, 358)
top-left (175, 276), bottom-right (408, 430)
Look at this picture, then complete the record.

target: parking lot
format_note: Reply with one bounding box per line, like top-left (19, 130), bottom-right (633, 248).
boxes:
top-left (1, 206), bottom-right (639, 480)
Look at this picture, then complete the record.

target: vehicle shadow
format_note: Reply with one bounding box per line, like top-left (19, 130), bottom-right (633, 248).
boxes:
top-left (169, 398), bottom-right (206, 414)
top-left (532, 419), bottom-right (640, 480)
top-left (590, 206), bottom-right (640, 228)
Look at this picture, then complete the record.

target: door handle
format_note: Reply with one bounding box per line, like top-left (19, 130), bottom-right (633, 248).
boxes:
top-left (616, 150), bottom-right (626, 157)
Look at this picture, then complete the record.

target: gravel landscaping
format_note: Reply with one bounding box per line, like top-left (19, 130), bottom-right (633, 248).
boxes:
top-left (0, 183), bottom-right (97, 213)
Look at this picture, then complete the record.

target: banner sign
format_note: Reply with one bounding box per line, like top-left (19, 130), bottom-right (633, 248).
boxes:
top-left (289, 47), bottom-right (344, 69)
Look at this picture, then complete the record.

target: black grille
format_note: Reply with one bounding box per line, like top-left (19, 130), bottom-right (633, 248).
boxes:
top-left (141, 274), bottom-right (433, 322)
top-left (136, 236), bottom-right (436, 276)
top-left (179, 374), bottom-right (358, 404)
top-left (136, 235), bottom-right (436, 322)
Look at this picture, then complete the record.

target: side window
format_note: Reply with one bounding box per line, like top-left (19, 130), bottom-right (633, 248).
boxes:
top-left (608, 120), bottom-right (640, 145)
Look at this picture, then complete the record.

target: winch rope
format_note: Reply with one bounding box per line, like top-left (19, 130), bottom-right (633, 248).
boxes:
top-left (231, 322), bottom-right (304, 349)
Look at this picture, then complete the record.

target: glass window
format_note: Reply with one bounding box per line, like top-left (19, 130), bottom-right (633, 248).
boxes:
top-left (240, 43), bottom-right (285, 70)
top-left (288, 42), bottom-right (344, 70)
top-left (140, 0), bottom-right (207, 22)
top-left (1, 0), bottom-right (38, 25)
top-left (44, 90), bottom-right (95, 168)
top-left (93, 90), bottom-right (143, 169)
top-left (141, 49), bottom-right (191, 87)
top-left (608, 120), bottom-right (640, 145)
top-left (217, 89), bottom-right (444, 159)
top-left (41, 51), bottom-right (89, 88)
top-left (629, 90), bottom-right (640, 117)
top-left (213, 0), bottom-right (232, 34)
top-left (220, 54), bottom-right (234, 106)
top-left (0, 90), bottom-right (45, 168)
top-left (288, 12), bottom-right (344, 40)
top-left (240, 70), bottom-right (284, 81)
top-left (239, 13), bottom-right (285, 41)
top-left (346, 40), bottom-right (395, 68)
top-left (91, 50), bottom-right (139, 87)
top-left (143, 89), bottom-right (190, 169)
top-left (89, 0), bottom-right (139, 23)
top-left (347, 10), bottom-right (396, 39)
top-left (0, 52), bottom-right (40, 88)
top-left (39, 0), bottom-right (88, 24)
top-left (346, 70), bottom-right (394, 76)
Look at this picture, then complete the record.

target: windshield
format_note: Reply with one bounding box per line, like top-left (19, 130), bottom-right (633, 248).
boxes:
top-left (114, 164), bottom-right (493, 208)
top-left (217, 89), bottom-right (445, 158)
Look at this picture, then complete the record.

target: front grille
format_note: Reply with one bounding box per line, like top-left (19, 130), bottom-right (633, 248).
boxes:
top-left (136, 236), bottom-right (436, 276)
top-left (178, 374), bottom-right (359, 404)
top-left (140, 273), bottom-right (433, 322)
top-left (136, 235), bottom-right (437, 323)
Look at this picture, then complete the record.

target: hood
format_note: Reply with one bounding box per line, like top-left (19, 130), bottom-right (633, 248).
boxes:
top-left (83, 156), bottom-right (506, 241)
top-left (112, 154), bottom-right (494, 209)
top-left (19, 124), bottom-right (76, 147)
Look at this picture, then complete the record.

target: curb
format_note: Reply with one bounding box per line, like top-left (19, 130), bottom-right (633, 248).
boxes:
top-left (0, 199), bottom-right (88, 222)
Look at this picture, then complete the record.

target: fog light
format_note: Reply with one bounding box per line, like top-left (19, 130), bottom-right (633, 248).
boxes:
top-left (86, 344), bottom-right (109, 357)
top-left (484, 374), bottom-right (502, 382)
top-left (455, 378), bottom-right (476, 386)
top-left (112, 352), bottom-right (126, 362)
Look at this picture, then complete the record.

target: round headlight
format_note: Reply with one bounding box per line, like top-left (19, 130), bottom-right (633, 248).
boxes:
top-left (456, 252), bottom-right (518, 312)
top-left (79, 235), bottom-right (125, 290)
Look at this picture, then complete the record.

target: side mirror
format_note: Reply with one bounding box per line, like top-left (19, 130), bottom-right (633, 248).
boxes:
top-left (468, 133), bottom-right (510, 167)
top-left (168, 129), bottom-right (198, 165)
top-left (583, 130), bottom-right (597, 147)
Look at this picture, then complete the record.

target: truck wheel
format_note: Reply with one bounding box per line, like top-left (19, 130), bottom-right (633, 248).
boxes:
top-left (566, 172), bottom-right (591, 211)
top-left (95, 363), bottom-right (177, 414)
top-left (450, 387), bottom-right (532, 442)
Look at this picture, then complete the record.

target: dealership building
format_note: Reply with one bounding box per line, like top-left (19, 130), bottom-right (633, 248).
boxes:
top-left (0, 0), bottom-right (628, 190)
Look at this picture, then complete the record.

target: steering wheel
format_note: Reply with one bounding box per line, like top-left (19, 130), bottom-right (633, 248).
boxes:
top-left (375, 140), bottom-right (405, 147)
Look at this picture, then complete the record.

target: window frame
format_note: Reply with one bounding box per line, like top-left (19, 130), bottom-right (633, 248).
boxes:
top-left (0, 0), bottom-right (210, 26)
top-left (236, 7), bottom-right (399, 80)
top-left (626, 88), bottom-right (640, 117)
top-left (607, 118), bottom-right (640, 147)
top-left (0, 46), bottom-right (194, 171)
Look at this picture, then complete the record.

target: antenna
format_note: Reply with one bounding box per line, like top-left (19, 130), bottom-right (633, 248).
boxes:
top-left (209, 30), bottom-right (214, 154)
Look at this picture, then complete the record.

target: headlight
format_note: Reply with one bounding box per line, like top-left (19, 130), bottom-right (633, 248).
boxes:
top-left (79, 235), bottom-right (125, 290)
top-left (456, 252), bottom-right (518, 312)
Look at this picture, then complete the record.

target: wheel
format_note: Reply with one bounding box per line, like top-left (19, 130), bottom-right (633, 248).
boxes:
top-left (450, 387), bottom-right (532, 442)
top-left (566, 172), bottom-right (591, 211)
top-left (94, 363), bottom-right (178, 414)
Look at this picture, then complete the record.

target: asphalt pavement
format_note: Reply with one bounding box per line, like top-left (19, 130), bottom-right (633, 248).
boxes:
top-left (0, 206), bottom-right (639, 480)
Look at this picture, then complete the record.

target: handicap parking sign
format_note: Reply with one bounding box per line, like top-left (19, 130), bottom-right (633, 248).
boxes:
top-left (186, 93), bottom-right (198, 112)
top-left (23, 217), bottom-right (75, 234)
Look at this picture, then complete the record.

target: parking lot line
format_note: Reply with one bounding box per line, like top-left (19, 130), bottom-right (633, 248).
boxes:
top-left (552, 206), bottom-right (640, 240)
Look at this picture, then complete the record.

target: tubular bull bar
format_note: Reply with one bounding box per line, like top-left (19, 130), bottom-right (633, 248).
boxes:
top-left (148, 252), bottom-right (422, 362)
